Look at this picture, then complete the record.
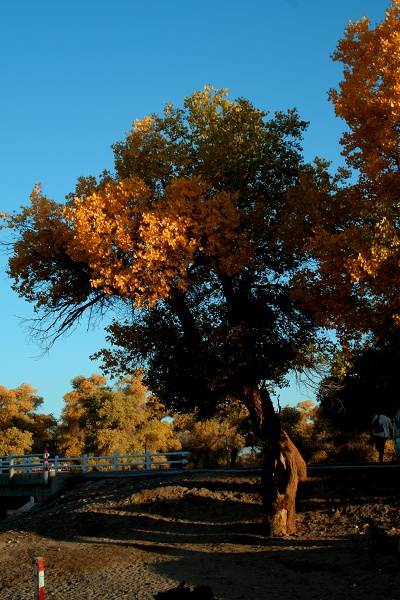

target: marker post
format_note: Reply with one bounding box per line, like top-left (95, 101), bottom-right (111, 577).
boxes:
top-left (34, 556), bottom-right (45, 600)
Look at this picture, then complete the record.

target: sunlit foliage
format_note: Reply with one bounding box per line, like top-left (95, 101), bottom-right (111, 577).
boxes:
top-left (173, 410), bottom-right (246, 469)
top-left (58, 373), bottom-right (180, 456)
top-left (0, 383), bottom-right (56, 455)
top-left (296, 1), bottom-right (400, 342)
top-left (329, 0), bottom-right (400, 179)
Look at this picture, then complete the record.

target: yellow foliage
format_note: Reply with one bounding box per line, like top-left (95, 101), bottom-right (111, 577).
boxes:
top-left (65, 176), bottom-right (253, 307)
top-left (0, 383), bottom-right (41, 429)
top-left (0, 383), bottom-right (46, 455)
top-left (5, 184), bottom-right (81, 308)
top-left (299, 3), bottom-right (400, 339)
top-left (330, 1), bottom-right (400, 178)
top-left (174, 411), bottom-right (246, 468)
top-left (58, 373), bottom-right (180, 456)
top-left (0, 427), bottom-right (33, 456)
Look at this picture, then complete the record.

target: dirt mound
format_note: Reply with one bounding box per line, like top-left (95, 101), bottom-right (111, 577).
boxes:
top-left (0, 468), bottom-right (399, 599)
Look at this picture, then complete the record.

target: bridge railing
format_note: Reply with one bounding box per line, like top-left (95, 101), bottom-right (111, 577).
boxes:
top-left (50, 451), bottom-right (189, 473)
top-left (0, 450), bottom-right (189, 480)
top-left (0, 453), bottom-right (44, 477)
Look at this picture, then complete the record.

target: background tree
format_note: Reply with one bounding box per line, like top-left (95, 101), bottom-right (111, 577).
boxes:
top-left (294, 1), bottom-right (400, 344)
top-left (58, 374), bottom-right (106, 456)
top-left (58, 373), bottom-right (179, 457)
top-left (0, 383), bottom-right (56, 455)
top-left (215, 399), bottom-right (257, 467)
top-left (173, 411), bottom-right (246, 469)
top-left (279, 399), bottom-right (378, 463)
top-left (318, 340), bottom-right (400, 431)
top-left (279, 400), bottom-right (320, 464)
top-left (30, 413), bottom-right (59, 455)
top-left (0, 428), bottom-right (33, 456)
top-left (4, 87), bottom-right (341, 536)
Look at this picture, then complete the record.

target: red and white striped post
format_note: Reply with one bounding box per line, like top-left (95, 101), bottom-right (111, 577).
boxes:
top-left (34, 556), bottom-right (45, 599)
top-left (43, 449), bottom-right (49, 483)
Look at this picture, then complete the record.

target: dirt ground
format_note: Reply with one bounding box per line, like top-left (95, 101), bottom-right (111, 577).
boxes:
top-left (0, 467), bottom-right (399, 600)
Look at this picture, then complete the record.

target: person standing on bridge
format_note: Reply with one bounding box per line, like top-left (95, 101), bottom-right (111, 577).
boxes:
top-left (371, 414), bottom-right (393, 463)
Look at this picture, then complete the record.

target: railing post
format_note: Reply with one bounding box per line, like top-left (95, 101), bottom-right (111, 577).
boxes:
top-left (113, 452), bottom-right (118, 471)
top-left (146, 450), bottom-right (152, 470)
top-left (9, 452), bottom-right (14, 480)
top-left (83, 454), bottom-right (87, 472)
top-left (54, 455), bottom-right (59, 475)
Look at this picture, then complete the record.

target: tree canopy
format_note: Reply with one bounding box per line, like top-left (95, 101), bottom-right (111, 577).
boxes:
top-left (329, 0), bottom-right (400, 180)
top-left (4, 87), bottom-right (337, 414)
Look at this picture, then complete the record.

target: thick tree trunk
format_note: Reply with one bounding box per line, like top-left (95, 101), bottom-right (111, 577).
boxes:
top-left (243, 386), bottom-right (307, 537)
top-left (261, 428), bottom-right (306, 536)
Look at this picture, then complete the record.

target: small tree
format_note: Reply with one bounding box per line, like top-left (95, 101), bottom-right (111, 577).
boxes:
top-left (280, 401), bottom-right (319, 463)
top-left (58, 374), bottom-right (107, 456)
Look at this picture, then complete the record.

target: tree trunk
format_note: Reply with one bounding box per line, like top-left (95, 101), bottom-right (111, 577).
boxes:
top-left (243, 386), bottom-right (307, 537)
top-left (261, 428), bottom-right (306, 536)
top-left (229, 447), bottom-right (239, 468)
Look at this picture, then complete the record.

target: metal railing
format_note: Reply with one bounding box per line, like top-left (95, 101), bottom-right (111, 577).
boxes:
top-left (0, 450), bottom-right (189, 480)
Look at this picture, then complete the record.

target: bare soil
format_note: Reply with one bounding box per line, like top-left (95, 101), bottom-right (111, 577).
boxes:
top-left (0, 467), bottom-right (399, 599)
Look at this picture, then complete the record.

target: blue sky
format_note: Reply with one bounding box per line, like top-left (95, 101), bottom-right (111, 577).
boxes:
top-left (0, 0), bottom-right (390, 419)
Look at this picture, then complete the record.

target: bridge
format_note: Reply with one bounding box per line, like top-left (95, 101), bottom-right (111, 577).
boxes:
top-left (1, 451), bottom-right (399, 512)
top-left (0, 450), bottom-right (190, 516)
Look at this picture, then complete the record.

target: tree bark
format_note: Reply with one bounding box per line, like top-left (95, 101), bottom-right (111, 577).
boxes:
top-left (243, 386), bottom-right (307, 537)
top-left (261, 428), bottom-right (306, 536)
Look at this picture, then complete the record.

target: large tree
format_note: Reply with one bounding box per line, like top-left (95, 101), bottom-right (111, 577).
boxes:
top-left (3, 87), bottom-right (339, 535)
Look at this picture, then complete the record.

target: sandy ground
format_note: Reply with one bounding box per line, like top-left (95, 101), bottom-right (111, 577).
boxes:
top-left (0, 468), bottom-right (399, 600)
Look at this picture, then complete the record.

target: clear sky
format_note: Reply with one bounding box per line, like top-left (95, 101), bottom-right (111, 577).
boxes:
top-left (0, 0), bottom-right (391, 419)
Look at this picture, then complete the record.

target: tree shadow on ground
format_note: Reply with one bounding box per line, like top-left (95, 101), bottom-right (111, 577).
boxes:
top-left (1, 470), bottom-right (400, 599)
